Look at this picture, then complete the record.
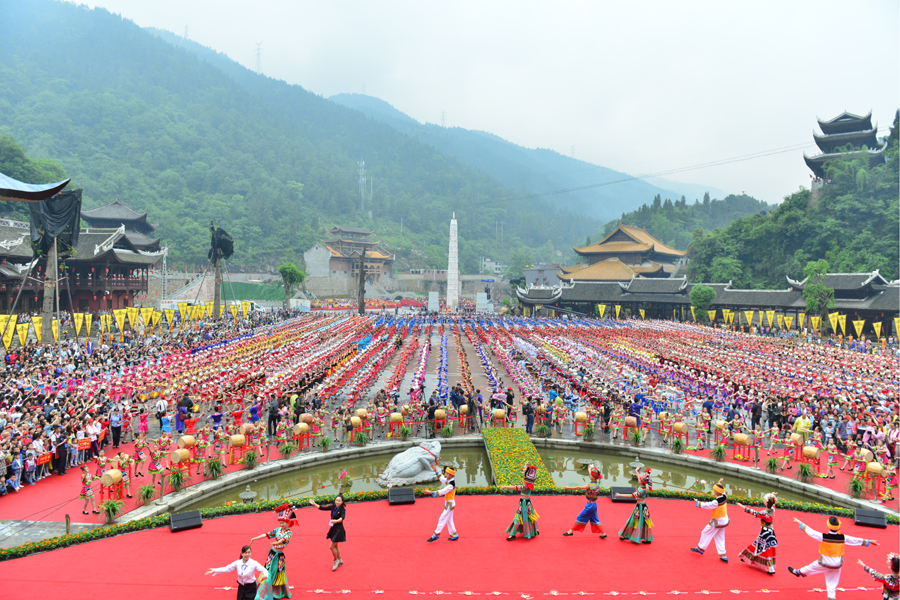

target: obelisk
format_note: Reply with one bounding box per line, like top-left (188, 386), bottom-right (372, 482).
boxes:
top-left (447, 212), bottom-right (459, 311)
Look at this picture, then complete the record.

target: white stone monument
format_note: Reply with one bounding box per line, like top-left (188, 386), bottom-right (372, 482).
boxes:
top-left (447, 213), bottom-right (459, 311)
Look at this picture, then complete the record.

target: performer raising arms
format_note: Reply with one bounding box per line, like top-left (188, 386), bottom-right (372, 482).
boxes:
top-left (423, 464), bottom-right (459, 542)
top-left (788, 516), bottom-right (878, 600)
top-left (857, 554), bottom-right (899, 600)
top-left (616, 467), bottom-right (653, 544)
top-left (562, 463), bottom-right (606, 539)
top-left (248, 504), bottom-right (296, 599)
top-left (309, 494), bottom-right (347, 571)
top-left (206, 545), bottom-right (267, 600)
top-left (690, 478), bottom-right (730, 563)
top-left (499, 464), bottom-right (540, 541)
top-left (735, 492), bottom-right (778, 574)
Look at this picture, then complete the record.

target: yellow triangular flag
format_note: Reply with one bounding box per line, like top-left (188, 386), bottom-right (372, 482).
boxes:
top-left (32, 317), bottom-right (42, 344)
top-left (164, 309), bottom-right (175, 328)
top-left (811, 316), bottom-right (821, 331)
top-left (873, 322), bottom-right (881, 339)
top-left (73, 312), bottom-right (84, 336)
top-left (17, 323), bottom-right (29, 347)
top-left (113, 309), bottom-right (127, 333)
top-left (837, 314), bottom-right (846, 336)
top-left (52, 319), bottom-right (58, 343)
top-left (126, 306), bottom-right (139, 329)
top-left (598, 304), bottom-right (606, 319)
top-left (765, 310), bottom-right (775, 327)
top-left (204, 301), bottom-right (214, 317)
top-left (141, 307), bottom-right (154, 329)
top-left (777, 314), bottom-right (784, 329)
top-left (219, 304), bottom-right (225, 318)
top-left (615, 305), bottom-right (621, 319)
top-left (230, 304), bottom-right (239, 319)
top-left (852, 319), bottom-right (864, 338)
top-left (828, 312), bottom-right (839, 333)
top-left (744, 310), bottom-right (754, 326)
top-left (2, 316), bottom-right (14, 350)
top-left (178, 302), bottom-right (188, 321)
top-left (798, 312), bottom-right (806, 329)
top-left (784, 315), bottom-right (794, 330)
top-left (690, 306), bottom-right (696, 321)
top-left (639, 309), bottom-right (645, 319)
top-left (707, 310), bottom-right (716, 323)
top-left (85, 314), bottom-right (92, 337)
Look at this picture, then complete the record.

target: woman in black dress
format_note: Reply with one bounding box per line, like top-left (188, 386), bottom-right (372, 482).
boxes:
top-left (310, 494), bottom-right (346, 571)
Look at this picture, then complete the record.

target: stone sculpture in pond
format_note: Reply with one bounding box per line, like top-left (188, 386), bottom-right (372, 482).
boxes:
top-left (376, 441), bottom-right (441, 487)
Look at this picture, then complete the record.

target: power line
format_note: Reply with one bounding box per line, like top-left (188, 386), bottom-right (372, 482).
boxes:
top-left (477, 127), bottom-right (892, 207)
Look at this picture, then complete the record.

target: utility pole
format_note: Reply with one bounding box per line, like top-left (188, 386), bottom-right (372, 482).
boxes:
top-left (41, 238), bottom-right (57, 345)
top-left (358, 159), bottom-right (366, 211)
top-left (255, 42), bottom-right (262, 74)
top-left (400, 218), bottom-right (403, 236)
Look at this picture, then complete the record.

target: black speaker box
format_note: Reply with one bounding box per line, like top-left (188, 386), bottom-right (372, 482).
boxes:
top-left (387, 487), bottom-right (416, 505)
top-left (169, 509), bottom-right (203, 532)
top-left (610, 486), bottom-right (636, 503)
top-left (853, 508), bottom-right (887, 529)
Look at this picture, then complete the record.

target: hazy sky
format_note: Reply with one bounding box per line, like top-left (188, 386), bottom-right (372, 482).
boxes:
top-left (73, 0), bottom-right (898, 203)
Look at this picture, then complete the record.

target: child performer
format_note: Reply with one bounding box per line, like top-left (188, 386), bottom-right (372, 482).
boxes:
top-left (857, 554), bottom-right (899, 600)
top-left (423, 464), bottom-right (459, 542)
top-left (562, 464), bottom-right (606, 538)
top-left (616, 467), bottom-right (653, 544)
top-left (500, 464), bottom-right (541, 541)
top-left (114, 452), bottom-right (134, 498)
top-left (309, 494), bottom-right (347, 571)
top-left (824, 439), bottom-right (839, 479)
top-left (133, 433), bottom-right (148, 477)
top-left (735, 493), bottom-right (778, 573)
top-left (787, 516), bottom-right (879, 600)
top-left (79, 465), bottom-right (99, 515)
top-left (690, 478), bottom-right (730, 563)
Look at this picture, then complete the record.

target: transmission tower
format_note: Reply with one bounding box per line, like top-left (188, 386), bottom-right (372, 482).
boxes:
top-left (358, 158), bottom-right (366, 211)
top-left (441, 110), bottom-right (446, 128)
top-left (255, 43), bottom-right (262, 74)
top-left (184, 25), bottom-right (189, 40)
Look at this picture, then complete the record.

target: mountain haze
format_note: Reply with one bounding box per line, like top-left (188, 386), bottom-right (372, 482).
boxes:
top-left (0, 0), bottom-right (597, 272)
top-left (329, 93), bottom-right (726, 221)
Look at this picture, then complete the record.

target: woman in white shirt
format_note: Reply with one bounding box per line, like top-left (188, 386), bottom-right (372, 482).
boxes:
top-left (206, 545), bottom-right (267, 600)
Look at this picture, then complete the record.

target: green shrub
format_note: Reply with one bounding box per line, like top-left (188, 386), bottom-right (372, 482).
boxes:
top-left (320, 436), bottom-right (332, 451)
top-left (354, 432), bottom-right (369, 447)
top-left (672, 437), bottom-right (684, 454)
top-left (534, 424), bottom-right (551, 438)
top-left (583, 424), bottom-right (595, 441)
top-left (244, 451), bottom-right (259, 470)
top-left (710, 444), bottom-right (726, 462)
top-left (278, 442), bottom-right (297, 458)
top-left (765, 457), bottom-right (779, 474)
top-left (204, 457), bottom-right (224, 480)
top-left (796, 462), bottom-right (815, 484)
top-left (99, 499), bottom-right (124, 524)
top-left (138, 484), bottom-right (157, 505)
top-left (441, 424), bottom-right (454, 438)
top-left (167, 469), bottom-right (192, 493)
top-left (848, 476), bottom-right (866, 499)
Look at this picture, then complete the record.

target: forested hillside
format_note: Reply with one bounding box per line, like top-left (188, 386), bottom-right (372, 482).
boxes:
top-left (593, 193), bottom-right (774, 250)
top-left (687, 114), bottom-right (899, 288)
top-left (0, 0), bottom-right (596, 271)
top-left (328, 92), bottom-right (724, 223)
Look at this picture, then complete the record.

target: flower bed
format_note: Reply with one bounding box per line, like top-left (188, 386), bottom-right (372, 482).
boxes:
top-left (1, 485), bottom-right (893, 563)
top-left (482, 427), bottom-right (555, 488)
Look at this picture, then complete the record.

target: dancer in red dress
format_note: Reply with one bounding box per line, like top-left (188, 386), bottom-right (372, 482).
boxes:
top-left (736, 493), bottom-right (777, 573)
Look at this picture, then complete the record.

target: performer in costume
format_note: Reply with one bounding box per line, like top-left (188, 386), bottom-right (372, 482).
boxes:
top-left (147, 443), bottom-right (165, 487)
top-left (690, 478), bottom-right (730, 563)
top-left (787, 516), bottom-right (878, 600)
top-left (423, 464), bottom-right (459, 542)
top-left (309, 494), bottom-right (347, 571)
top-left (133, 433), bottom-right (148, 477)
top-left (735, 492), bottom-right (777, 573)
top-left (857, 554), bottom-right (899, 600)
top-left (114, 453), bottom-right (134, 498)
top-left (249, 504), bottom-right (296, 599)
top-left (501, 464), bottom-right (540, 541)
top-left (616, 467), bottom-right (653, 544)
top-left (79, 465), bottom-right (99, 514)
top-left (206, 545), bottom-right (268, 600)
top-left (562, 464), bottom-right (606, 538)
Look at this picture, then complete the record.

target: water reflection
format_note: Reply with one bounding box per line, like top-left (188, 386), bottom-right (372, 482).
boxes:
top-left (185, 447), bottom-right (811, 510)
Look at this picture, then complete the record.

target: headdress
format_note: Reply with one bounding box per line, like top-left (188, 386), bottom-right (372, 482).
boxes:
top-left (763, 492), bottom-right (777, 508)
top-left (523, 464), bottom-right (538, 489)
top-left (443, 466), bottom-right (456, 477)
top-left (588, 464), bottom-right (602, 482)
top-left (275, 503), bottom-right (298, 528)
top-left (827, 516), bottom-right (841, 532)
top-left (638, 468), bottom-right (652, 489)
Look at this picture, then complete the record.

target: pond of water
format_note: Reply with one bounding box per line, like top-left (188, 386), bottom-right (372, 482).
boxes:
top-left (184, 445), bottom-right (816, 510)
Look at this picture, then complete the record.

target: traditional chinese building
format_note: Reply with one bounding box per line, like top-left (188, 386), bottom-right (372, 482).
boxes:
top-left (559, 223), bottom-right (685, 282)
top-left (804, 111), bottom-right (887, 179)
top-left (81, 199), bottom-right (161, 251)
top-left (0, 199), bottom-right (164, 313)
top-left (303, 226), bottom-right (394, 282)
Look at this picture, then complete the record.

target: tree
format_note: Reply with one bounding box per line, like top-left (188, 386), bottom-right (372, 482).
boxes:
top-left (504, 249), bottom-right (532, 286)
top-left (689, 284), bottom-right (716, 321)
top-left (584, 236), bottom-right (591, 246)
top-left (802, 259), bottom-right (834, 328)
top-left (278, 263), bottom-right (305, 308)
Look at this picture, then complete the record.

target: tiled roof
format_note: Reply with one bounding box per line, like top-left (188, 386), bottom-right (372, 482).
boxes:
top-left (559, 262), bottom-right (589, 274)
top-left (557, 258), bottom-right (637, 282)
top-left (81, 199), bottom-right (148, 223)
top-left (123, 230), bottom-right (161, 249)
top-left (787, 271), bottom-right (889, 291)
top-left (574, 241), bottom-right (652, 254)
top-left (0, 221), bottom-right (33, 259)
top-left (620, 277), bottom-right (688, 294)
top-left (328, 226), bottom-right (373, 235)
top-left (112, 249), bottom-right (163, 266)
top-left (582, 223), bottom-right (686, 257)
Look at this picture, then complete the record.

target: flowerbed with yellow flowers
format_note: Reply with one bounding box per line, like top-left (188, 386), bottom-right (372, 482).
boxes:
top-left (482, 426), bottom-right (556, 488)
top-left (0, 486), bottom-right (894, 562)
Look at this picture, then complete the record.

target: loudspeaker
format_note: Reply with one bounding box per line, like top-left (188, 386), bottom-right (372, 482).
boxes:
top-left (853, 508), bottom-right (887, 529)
top-left (387, 487), bottom-right (416, 505)
top-left (610, 487), bottom-right (636, 503)
top-left (169, 509), bottom-right (203, 532)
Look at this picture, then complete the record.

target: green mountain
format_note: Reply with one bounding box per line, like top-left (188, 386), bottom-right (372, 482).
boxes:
top-left (328, 92), bottom-right (725, 223)
top-left (0, 0), bottom-right (596, 272)
top-left (687, 123), bottom-right (899, 288)
top-left (594, 192), bottom-right (775, 251)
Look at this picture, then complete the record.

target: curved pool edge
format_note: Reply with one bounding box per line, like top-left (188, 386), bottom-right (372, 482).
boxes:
top-left (122, 436), bottom-right (897, 523)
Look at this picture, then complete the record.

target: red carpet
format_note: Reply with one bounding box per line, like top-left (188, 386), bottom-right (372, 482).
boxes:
top-left (1, 496), bottom-right (895, 598)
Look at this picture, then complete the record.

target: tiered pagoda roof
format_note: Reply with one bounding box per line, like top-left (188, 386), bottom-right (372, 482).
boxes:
top-left (804, 111), bottom-right (887, 178)
top-left (80, 199), bottom-right (160, 250)
top-left (574, 223), bottom-right (685, 261)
